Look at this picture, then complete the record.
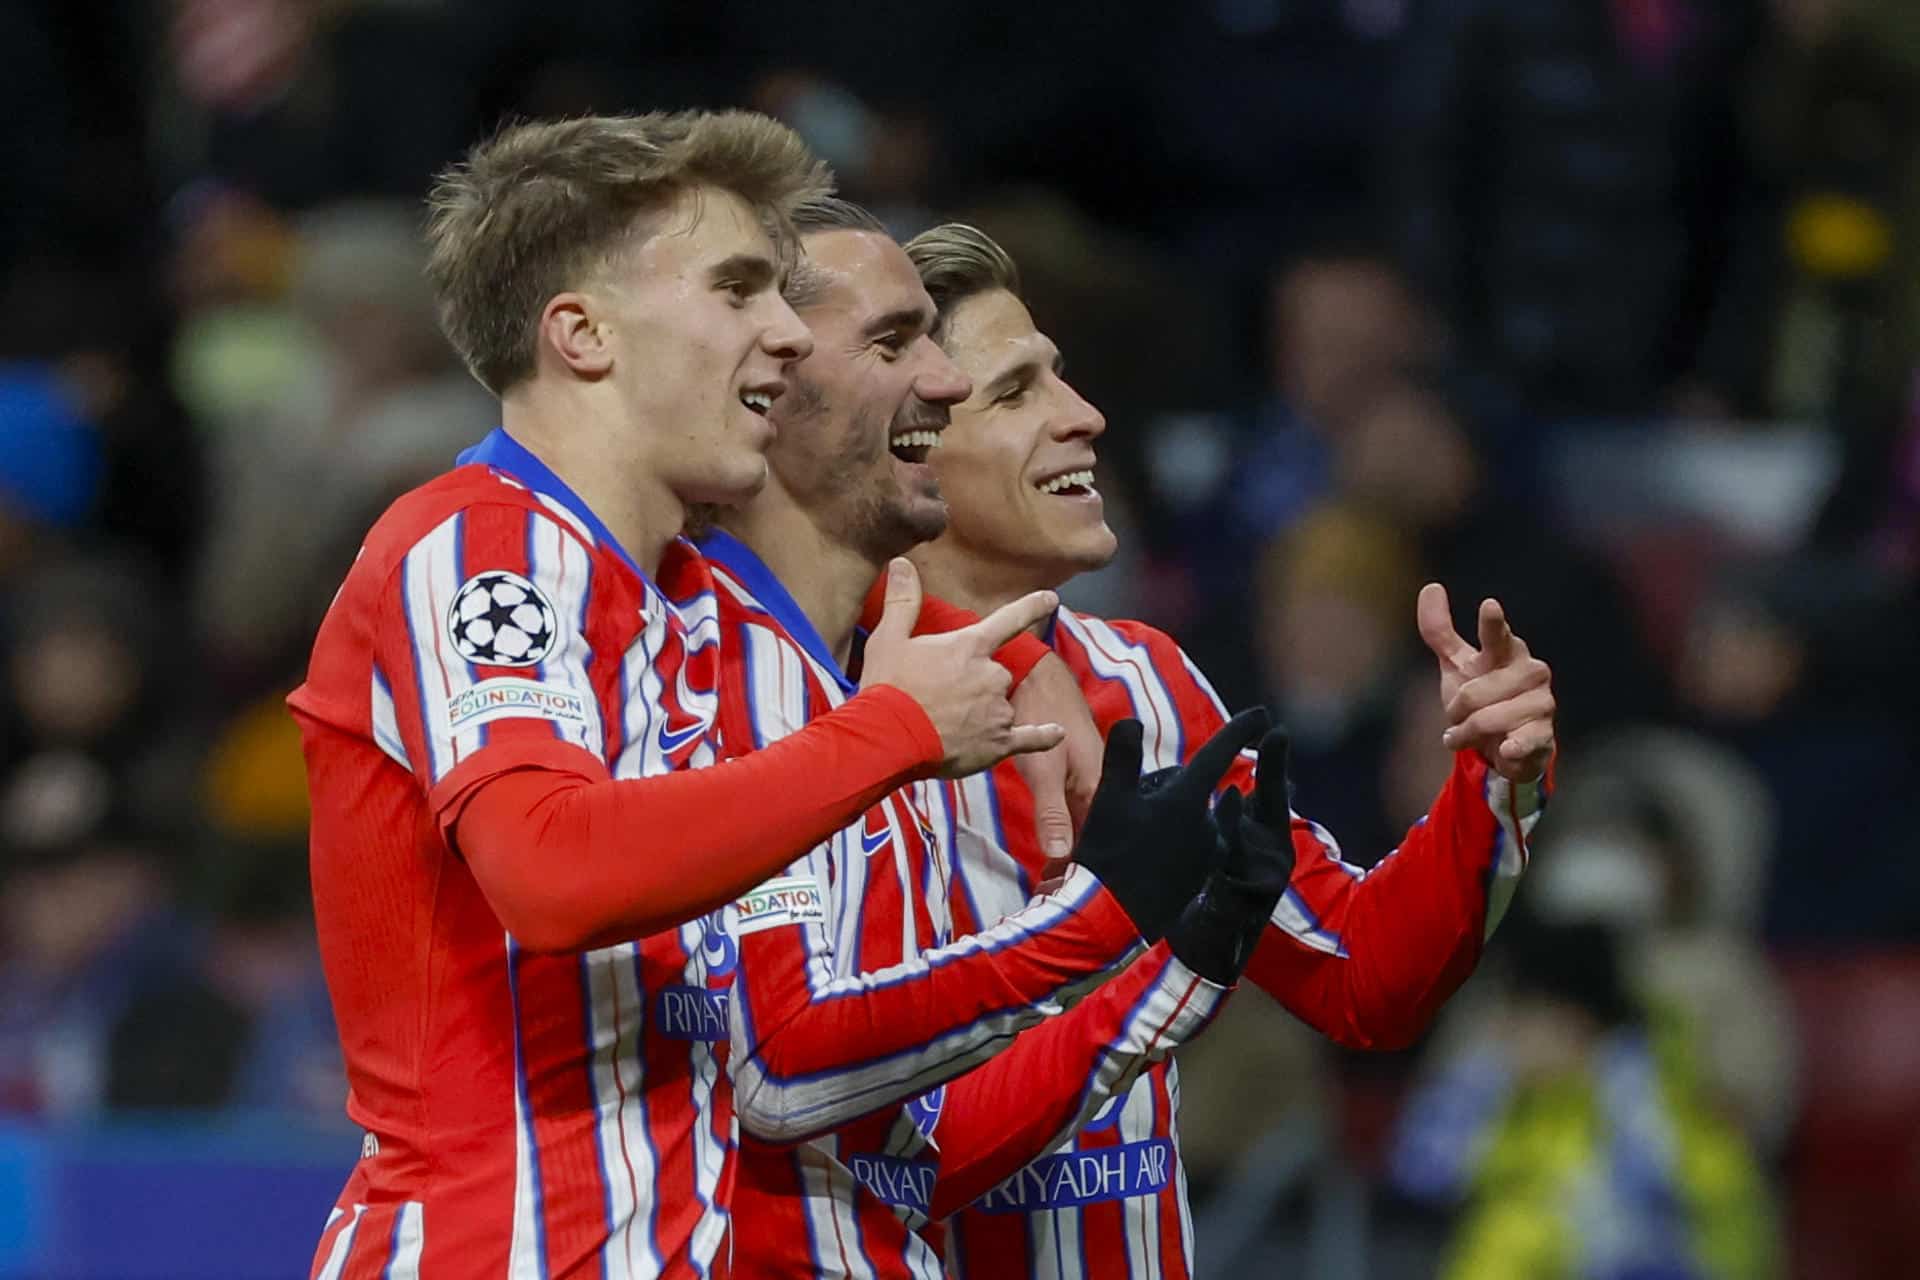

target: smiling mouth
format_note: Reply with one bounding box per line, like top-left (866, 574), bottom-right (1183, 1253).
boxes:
top-left (889, 427), bottom-right (943, 465)
top-left (1035, 469), bottom-right (1096, 497)
top-left (740, 389), bottom-right (775, 416)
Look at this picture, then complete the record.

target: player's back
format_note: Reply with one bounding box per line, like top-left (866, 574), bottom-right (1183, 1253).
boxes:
top-left (293, 457), bottom-right (736, 1279)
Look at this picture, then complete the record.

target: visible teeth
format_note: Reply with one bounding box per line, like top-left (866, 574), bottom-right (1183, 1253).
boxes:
top-left (889, 430), bottom-right (943, 450)
top-left (1037, 469), bottom-right (1095, 494)
top-left (741, 391), bottom-right (773, 412)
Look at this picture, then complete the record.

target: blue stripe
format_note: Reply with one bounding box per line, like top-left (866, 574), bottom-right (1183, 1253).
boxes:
top-left (506, 941), bottom-right (553, 1279)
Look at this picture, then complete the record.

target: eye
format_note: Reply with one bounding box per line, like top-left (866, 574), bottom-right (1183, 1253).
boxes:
top-left (994, 386), bottom-right (1026, 407)
top-left (718, 279), bottom-right (752, 307)
top-left (875, 332), bottom-right (909, 357)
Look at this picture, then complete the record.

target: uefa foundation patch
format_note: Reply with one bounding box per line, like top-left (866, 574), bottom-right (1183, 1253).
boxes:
top-left (733, 875), bottom-right (827, 936)
top-left (447, 678), bottom-right (592, 734)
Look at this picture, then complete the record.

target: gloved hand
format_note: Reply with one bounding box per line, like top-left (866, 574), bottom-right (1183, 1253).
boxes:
top-left (1166, 727), bottom-right (1296, 984)
top-left (1070, 708), bottom-right (1271, 942)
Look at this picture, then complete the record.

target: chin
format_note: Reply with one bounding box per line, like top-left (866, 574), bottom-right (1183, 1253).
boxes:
top-left (685, 456), bottom-right (769, 507)
top-left (1057, 524), bottom-right (1119, 575)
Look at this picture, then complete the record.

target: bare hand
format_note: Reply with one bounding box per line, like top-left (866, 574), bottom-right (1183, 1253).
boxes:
top-left (1008, 653), bottom-right (1099, 860)
top-left (1415, 583), bottom-right (1555, 782)
top-left (862, 559), bottom-right (1067, 777)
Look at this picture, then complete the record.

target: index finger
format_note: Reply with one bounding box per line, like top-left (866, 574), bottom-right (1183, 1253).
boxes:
top-left (969, 589), bottom-right (1058, 651)
top-left (1173, 706), bottom-right (1272, 801)
top-left (1477, 598), bottom-right (1519, 667)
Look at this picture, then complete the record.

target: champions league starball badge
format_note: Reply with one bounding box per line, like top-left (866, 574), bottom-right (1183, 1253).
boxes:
top-left (448, 570), bottom-right (559, 667)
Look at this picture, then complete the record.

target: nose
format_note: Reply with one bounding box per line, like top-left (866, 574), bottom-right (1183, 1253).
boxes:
top-left (1051, 375), bottom-right (1105, 442)
top-left (912, 336), bottom-right (972, 406)
top-left (762, 296), bottom-right (814, 364)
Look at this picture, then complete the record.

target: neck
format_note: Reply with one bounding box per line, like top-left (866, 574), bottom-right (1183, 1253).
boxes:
top-left (720, 489), bottom-right (881, 667)
top-left (501, 386), bottom-right (682, 575)
top-left (910, 536), bottom-right (1058, 624)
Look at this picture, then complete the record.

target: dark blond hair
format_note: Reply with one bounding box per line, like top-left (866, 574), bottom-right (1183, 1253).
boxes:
top-left (426, 110), bottom-right (831, 395)
top-left (902, 222), bottom-right (1023, 335)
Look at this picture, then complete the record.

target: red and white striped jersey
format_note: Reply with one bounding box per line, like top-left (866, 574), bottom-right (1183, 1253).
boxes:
top-left (696, 534), bottom-right (1215, 1280)
top-left (933, 607), bottom-right (1544, 1280)
top-left (295, 431), bottom-right (743, 1280)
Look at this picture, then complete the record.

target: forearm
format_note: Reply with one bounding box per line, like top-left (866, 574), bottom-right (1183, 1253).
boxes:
top-left (1247, 752), bottom-right (1544, 1050)
top-left (730, 865), bottom-right (1143, 1144)
top-left (451, 687), bottom-right (942, 951)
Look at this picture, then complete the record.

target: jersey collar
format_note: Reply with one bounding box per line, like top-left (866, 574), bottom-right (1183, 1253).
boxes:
top-left (697, 527), bottom-right (858, 696)
top-left (457, 427), bottom-right (646, 580)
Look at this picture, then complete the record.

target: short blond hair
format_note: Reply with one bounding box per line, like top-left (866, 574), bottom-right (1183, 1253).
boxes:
top-left (426, 110), bottom-right (831, 395)
top-left (902, 222), bottom-right (1023, 336)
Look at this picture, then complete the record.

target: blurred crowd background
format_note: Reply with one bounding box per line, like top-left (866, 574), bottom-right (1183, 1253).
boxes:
top-left (2, 0), bottom-right (1917, 1275)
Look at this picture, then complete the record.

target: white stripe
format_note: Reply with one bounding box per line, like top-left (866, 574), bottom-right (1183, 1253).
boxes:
top-left (387, 1201), bottom-right (425, 1279)
top-left (949, 774), bottom-right (1029, 926)
top-left (1482, 773), bottom-right (1543, 937)
top-left (369, 667), bottom-right (411, 771)
top-left (614, 598), bottom-right (666, 780)
top-left (507, 945), bottom-right (544, 1279)
top-left (314, 1203), bottom-right (364, 1280)
top-left (1057, 612), bottom-right (1182, 769)
top-left (528, 513), bottom-right (606, 757)
top-left (586, 943), bottom-right (659, 1280)
top-left (1120, 1073), bottom-right (1159, 1278)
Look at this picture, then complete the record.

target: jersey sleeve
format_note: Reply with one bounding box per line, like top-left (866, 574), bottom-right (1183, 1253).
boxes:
top-left (368, 499), bottom-right (620, 816)
top-left (1091, 617), bottom-right (1544, 1052)
top-left (723, 622), bottom-right (1144, 1145)
top-left (899, 944), bottom-right (1226, 1218)
top-left (1248, 755), bottom-right (1545, 1050)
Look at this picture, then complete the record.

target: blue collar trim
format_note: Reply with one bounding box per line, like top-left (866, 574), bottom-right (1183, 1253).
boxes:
top-left (457, 428), bottom-right (646, 579)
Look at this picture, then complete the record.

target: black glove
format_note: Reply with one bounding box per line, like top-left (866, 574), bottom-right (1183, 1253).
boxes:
top-left (1166, 727), bottom-right (1296, 984)
top-left (1071, 707), bottom-right (1272, 942)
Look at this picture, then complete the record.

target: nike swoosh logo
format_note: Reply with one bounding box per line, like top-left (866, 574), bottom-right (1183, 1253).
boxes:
top-left (860, 827), bottom-right (891, 857)
top-left (658, 720), bottom-right (705, 752)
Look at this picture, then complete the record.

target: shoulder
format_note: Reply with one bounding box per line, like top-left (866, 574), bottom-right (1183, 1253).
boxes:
top-left (1053, 609), bottom-right (1210, 692)
top-left (1053, 607), bottom-right (1231, 747)
top-left (353, 465), bottom-right (597, 584)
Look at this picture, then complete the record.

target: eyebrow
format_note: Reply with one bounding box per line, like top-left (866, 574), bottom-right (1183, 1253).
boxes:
top-left (862, 304), bottom-right (935, 342)
top-left (708, 253), bottom-right (778, 291)
top-left (981, 342), bottom-right (1064, 399)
